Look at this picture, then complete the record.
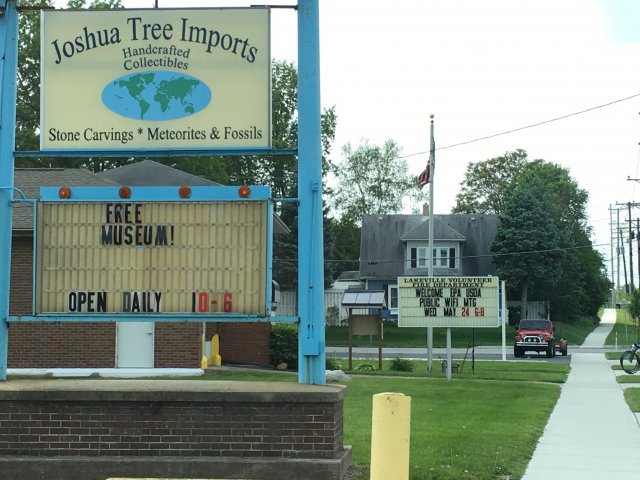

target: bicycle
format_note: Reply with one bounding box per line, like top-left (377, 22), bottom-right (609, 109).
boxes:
top-left (620, 342), bottom-right (640, 374)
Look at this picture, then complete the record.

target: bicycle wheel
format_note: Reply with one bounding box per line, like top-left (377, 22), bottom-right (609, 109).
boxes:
top-left (620, 350), bottom-right (640, 374)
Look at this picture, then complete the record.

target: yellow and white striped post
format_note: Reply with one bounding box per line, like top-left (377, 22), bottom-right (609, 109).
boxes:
top-left (370, 392), bottom-right (411, 480)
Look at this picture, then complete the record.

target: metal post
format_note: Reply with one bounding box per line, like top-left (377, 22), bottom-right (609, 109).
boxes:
top-left (637, 218), bottom-right (639, 291)
top-left (427, 116), bottom-right (435, 372)
top-left (0, 0), bottom-right (19, 381)
top-left (610, 205), bottom-right (615, 307)
top-left (445, 327), bottom-right (452, 381)
top-left (297, 0), bottom-right (325, 384)
top-left (501, 280), bottom-right (507, 361)
top-left (629, 203), bottom-right (634, 291)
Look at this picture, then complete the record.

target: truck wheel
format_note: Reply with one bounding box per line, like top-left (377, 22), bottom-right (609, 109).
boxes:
top-left (546, 341), bottom-right (555, 358)
top-left (514, 346), bottom-right (524, 358)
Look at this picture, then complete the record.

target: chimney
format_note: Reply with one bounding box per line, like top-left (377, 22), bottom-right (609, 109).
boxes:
top-left (422, 203), bottom-right (429, 216)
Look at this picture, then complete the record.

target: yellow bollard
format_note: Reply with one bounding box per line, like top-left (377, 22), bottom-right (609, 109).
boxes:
top-left (200, 323), bottom-right (208, 369)
top-left (370, 392), bottom-right (411, 480)
top-left (210, 333), bottom-right (222, 366)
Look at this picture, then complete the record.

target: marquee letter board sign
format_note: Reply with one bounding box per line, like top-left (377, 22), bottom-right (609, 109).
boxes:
top-left (35, 187), bottom-right (271, 317)
top-left (398, 276), bottom-right (500, 328)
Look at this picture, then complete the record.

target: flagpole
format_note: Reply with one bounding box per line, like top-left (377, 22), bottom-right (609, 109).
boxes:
top-left (427, 114), bottom-right (435, 372)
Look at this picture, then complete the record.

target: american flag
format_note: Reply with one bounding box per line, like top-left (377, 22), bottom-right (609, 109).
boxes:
top-left (417, 164), bottom-right (430, 186)
top-left (417, 121), bottom-right (435, 187)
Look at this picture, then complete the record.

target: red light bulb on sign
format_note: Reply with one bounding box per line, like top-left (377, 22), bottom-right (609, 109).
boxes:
top-left (119, 186), bottom-right (132, 199)
top-left (238, 185), bottom-right (251, 198)
top-left (58, 186), bottom-right (72, 199)
top-left (178, 185), bottom-right (191, 198)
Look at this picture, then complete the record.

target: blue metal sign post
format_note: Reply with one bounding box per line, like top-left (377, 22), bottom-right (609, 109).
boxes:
top-left (0, 0), bottom-right (18, 381)
top-left (297, 0), bottom-right (325, 384)
top-left (0, 1), bottom-right (326, 384)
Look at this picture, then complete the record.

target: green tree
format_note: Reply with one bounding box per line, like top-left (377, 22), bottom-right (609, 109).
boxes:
top-left (16, 0), bottom-right (54, 153)
top-left (491, 178), bottom-right (564, 320)
top-left (331, 139), bottom-right (426, 223)
top-left (520, 163), bottom-right (608, 321)
top-left (16, 0), bottom-right (126, 169)
top-left (328, 216), bottom-right (361, 277)
top-left (224, 60), bottom-right (336, 198)
top-left (259, 61), bottom-right (336, 289)
top-left (453, 149), bottom-right (540, 214)
top-left (457, 149), bottom-right (609, 323)
top-left (629, 289), bottom-right (640, 328)
top-left (273, 197), bottom-right (334, 290)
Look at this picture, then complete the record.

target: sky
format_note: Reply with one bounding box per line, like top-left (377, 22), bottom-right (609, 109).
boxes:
top-left (53, 0), bottom-right (640, 283)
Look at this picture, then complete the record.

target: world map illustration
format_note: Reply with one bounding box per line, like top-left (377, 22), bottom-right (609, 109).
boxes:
top-left (102, 71), bottom-right (212, 121)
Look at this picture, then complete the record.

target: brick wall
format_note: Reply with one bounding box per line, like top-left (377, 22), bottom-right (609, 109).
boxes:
top-left (0, 380), bottom-right (349, 480)
top-left (9, 236), bottom-right (32, 315)
top-left (206, 322), bottom-right (272, 367)
top-left (0, 400), bottom-right (342, 458)
top-left (8, 323), bottom-right (116, 368)
top-left (154, 323), bottom-right (202, 368)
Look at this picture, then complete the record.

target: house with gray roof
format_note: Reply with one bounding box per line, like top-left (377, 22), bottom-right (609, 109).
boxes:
top-left (12, 168), bottom-right (117, 235)
top-left (359, 213), bottom-right (499, 318)
top-left (96, 159), bottom-right (220, 186)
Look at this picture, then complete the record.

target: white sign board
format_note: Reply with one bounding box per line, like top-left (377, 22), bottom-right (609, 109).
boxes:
top-left (398, 276), bottom-right (500, 328)
top-left (40, 8), bottom-right (271, 150)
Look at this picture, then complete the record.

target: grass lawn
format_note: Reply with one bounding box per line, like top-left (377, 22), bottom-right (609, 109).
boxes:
top-left (605, 308), bottom-right (640, 347)
top-left (197, 362), bottom-right (566, 480)
top-left (604, 308), bottom-right (640, 414)
top-left (624, 388), bottom-right (640, 411)
top-left (343, 377), bottom-right (559, 480)
top-left (326, 316), bottom-right (597, 349)
top-left (342, 359), bottom-right (569, 383)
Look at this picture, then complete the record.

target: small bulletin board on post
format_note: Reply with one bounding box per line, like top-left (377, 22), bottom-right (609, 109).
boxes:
top-left (397, 276), bottom-right (500, 328)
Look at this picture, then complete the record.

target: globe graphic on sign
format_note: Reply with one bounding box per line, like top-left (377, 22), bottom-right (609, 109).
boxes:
top-left (101, 71), bottom-right (212, 121)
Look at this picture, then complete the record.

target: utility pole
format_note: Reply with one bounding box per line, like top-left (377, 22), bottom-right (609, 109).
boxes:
top-left (621, 227), bottom-right (629, 293)
top-left (623, 181), bottom-right (640, 290)
top-left (618, 209), bottom-right (621, 295)
top-left (610, 205), bottom-right (615, 305)
top-left (630, 203), bottom-right (635, 291)
top-left (617, 200), bottom-right (640, 292)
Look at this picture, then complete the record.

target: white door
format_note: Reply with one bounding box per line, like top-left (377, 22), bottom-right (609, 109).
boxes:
top-left (116, 322), bottom-right (154, 368)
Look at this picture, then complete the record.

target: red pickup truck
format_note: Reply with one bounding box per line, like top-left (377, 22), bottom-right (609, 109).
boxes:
top-left (514, 319), bottom-right (568, 358)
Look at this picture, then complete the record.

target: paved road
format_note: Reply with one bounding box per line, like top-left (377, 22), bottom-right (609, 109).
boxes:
top-left (326, 345), bottom-right (577, 364)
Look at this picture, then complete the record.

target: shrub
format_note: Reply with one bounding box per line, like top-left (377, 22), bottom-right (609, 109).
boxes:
top-left (326, 354), bottom-right (342, 371)
top-left (326, 306), bottom-right (340, 326)
top-left (269, 324), bottom-right (298, 369)
top-left (354, 362), bottom-right (376, 372)
top-left (389, 357), bottom-right (413, 372)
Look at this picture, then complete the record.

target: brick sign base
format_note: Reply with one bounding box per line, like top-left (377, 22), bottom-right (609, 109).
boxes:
top-left (0, 379), bottom-right (351, 480)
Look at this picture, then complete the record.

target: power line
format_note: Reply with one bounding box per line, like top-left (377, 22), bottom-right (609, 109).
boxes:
top-left (393, 92), bottom-right (640, 161)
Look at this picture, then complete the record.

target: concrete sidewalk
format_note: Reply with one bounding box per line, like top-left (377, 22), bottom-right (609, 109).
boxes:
top-left (522, 309), bottom-right (640, 479)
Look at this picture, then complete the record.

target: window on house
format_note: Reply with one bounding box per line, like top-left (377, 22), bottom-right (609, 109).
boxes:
top-left (410, 247), bottom-right (428, 268)
top-left (388, 285), bottom-right (398, 313)
top-left (432, 247), bottom-right (457, 269)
